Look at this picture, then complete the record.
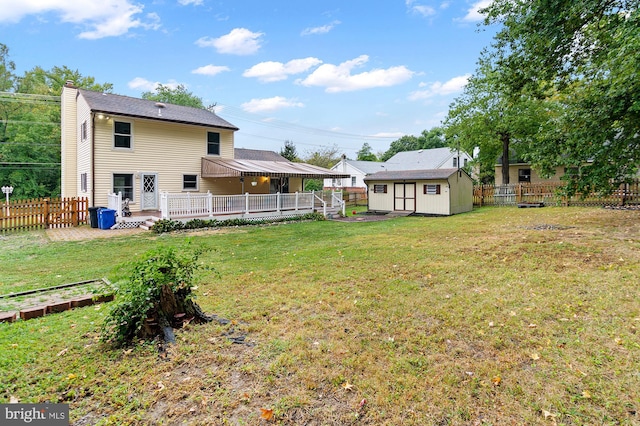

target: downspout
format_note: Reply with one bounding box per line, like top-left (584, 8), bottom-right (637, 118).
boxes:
top-left (91, 112), bottom-right (96, 207)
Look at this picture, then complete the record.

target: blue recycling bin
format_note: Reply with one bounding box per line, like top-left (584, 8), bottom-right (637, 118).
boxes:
top-left (97, 208), bottom-right (116, 230)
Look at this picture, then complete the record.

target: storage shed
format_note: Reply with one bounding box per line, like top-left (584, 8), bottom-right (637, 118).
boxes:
top-left (364, 168), bottom-right (473, 216)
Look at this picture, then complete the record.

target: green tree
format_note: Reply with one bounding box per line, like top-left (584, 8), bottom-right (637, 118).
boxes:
top-left (356, 142), bottom-right (377, 161)
top-left (142, 84), bottom-right (204, 108)
top-left (0, 44), bottom-right (112, 198)
top-left (302, 144), bottom-right (342, 191)
top-left (380, 127), bottom-right (447, 161)
top-left (444, 52), bottom-right (551, 185)
top-left (481, 0), bottom-right (640, 193)
top-left (280, 140), bottom-right (299, 162)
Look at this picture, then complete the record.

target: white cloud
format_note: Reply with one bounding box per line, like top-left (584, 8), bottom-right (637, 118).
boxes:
top-left (241, 96), bottom-right (304, 113)
top-left (408, 74), bottom-right (471, 100)
top-left (243, 57), bottom-right (322, 83)
top-left (196, 28), bottom-right (264, 55)
top-left (0, 0), bottom-right (160, 39)
top-left (191, 64), bottom-right (231, 76)
top-left (301, 20), bottom-right (341, 36)
top-left (128, 77), bottom-right (181, 91)
top-left (406, 0), bottom-right (436, 17)
top-left (371, 132), bottom-right (406, 138)
top-left (297, 55), bottom-right (414, 93)
top-left (178, 0), bottom-right (203, 5)
top-left (461, 0), bottom-right (492, 22)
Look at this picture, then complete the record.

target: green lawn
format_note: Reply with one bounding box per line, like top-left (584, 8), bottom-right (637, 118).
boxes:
top-left (0, 207), bottom-right (638, 425)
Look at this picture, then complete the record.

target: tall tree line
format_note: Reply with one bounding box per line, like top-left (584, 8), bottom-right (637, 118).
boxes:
top-left (0, 43), bottom-right (111, 199)
top-left (445, 0), bottom-right (639, 192)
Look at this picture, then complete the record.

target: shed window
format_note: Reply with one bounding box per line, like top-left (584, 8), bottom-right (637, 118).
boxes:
top-left (81, 121), bottom-right (87, 141)
top-left (114, 121), bottom-right (132, 149)
top-left (183, 174), bottom-right (198, 191)
top-left (453, 157), bottom-right (458, 168)
top-left (424, 184), bottom-right (441, 195)
top-left (351, 176), bottom-right (356, 186)
top-left (373, 184), bottom-right (387, 194)
top-left (207, 132), bottom-right (220, 155)
top-left (113, 173), bottom-right (134, 201)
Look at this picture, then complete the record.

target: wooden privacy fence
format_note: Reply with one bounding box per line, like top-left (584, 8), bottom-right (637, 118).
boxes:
top-left (474, 180), bottom-right (640, 207)
top-left (0, 197), bottom-right (89, 232)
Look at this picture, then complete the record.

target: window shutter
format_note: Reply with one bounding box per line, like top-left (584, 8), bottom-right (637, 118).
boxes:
top-left (436, 184), bottom-right (441, 194)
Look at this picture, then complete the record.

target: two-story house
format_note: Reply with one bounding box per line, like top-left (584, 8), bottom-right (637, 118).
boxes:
top-left (61, 82), bottom-right (347, 214)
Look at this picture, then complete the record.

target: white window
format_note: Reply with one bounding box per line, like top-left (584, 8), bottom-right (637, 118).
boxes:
top-left (351, 176), bottom-right (356, 186)
top-left (183, 174), bottom-right (198, 191)
top-left (80, 173), bottom-right (87, 192)
top-left (113, 173), bottom-right (134, 201)
top-left (207, 132), bottom-right (220, 155)
top-left (114, 121), bottom-right (132, 149)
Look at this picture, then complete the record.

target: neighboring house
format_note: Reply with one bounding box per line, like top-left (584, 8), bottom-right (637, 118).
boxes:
top-left (364, 168), bottom-right (473, 216)
top-left (325, 147), bottom-right (473, 191)
top-left (324, 157), bottom-right (388, 192)
top-left (61, 82), bottom-right (347, 213)
top-left (494, 155), bottom-right (566, 185)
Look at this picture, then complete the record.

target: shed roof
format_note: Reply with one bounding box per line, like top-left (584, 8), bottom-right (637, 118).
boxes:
top-left (364, 168), bottom-right (467, 182)
top-left (78, 89), bottom-right (239, 130)
top-left (202, 157), bottom-right (350, 179)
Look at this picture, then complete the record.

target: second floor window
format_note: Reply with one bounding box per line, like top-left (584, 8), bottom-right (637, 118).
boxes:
top-left (114, 121), bottom-right (132, 149)
top-left (207, 132), bottom-right (220, 155)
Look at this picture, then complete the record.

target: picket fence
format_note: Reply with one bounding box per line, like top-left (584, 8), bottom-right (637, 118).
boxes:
top-left (473, 180), bottom-right (640, 207)
top-left (0, 197), bottom-right (89, 232)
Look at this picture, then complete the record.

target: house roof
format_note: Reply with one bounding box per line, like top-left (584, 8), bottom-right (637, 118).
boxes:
top-left (202, 157), bottom-right (350, 179)
top-left (78, 89), bottom-right (239, 131)
top-left (334, 159), bottom-right (388, 174)
top-left (364, 168), bottom-right (467, 182)
top-left (234, 148), bottom-right (288, 162)
top-left (385, 147), bottom-right (469, 170)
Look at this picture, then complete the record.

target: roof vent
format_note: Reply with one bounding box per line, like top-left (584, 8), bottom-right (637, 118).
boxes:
top-left (155, 102), bottom-right (166, 117)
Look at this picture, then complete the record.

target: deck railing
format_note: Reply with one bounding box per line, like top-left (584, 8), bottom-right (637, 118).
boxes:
top-left (159, 191), bottom-right (324, 220)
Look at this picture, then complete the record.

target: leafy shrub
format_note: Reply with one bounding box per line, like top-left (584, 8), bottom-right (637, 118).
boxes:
top-left (151, 212), bottom-right (325, 234)
top-left (101, 244), bottom-right (211, 347)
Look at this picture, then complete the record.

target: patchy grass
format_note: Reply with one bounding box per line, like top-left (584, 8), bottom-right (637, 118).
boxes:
top-left (0, 207), bottom-right (638, 425)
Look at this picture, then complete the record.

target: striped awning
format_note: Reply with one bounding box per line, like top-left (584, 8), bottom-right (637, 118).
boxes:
top-left (202, 157), bottom-right (350, 179)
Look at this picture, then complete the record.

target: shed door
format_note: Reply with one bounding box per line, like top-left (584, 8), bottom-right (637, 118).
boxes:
top-left (140, 173), bottom-right (158, 210)
top-left (394, 183), bottom-right (416, 211)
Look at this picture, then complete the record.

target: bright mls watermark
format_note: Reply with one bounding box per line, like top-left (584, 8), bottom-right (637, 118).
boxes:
top-left (2, 404), bottom-right (68, 425)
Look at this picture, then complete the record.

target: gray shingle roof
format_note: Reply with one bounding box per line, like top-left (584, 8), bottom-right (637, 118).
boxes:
top-left (364, 168), bottom-right (464, 181)
top-left (234, 148), bottom-right (288, 162)
top-left (78, 89), bottom-right (239, 131)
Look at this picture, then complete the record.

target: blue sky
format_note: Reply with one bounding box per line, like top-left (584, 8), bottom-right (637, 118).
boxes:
top-left (0, 0), bottom-right (496, 158)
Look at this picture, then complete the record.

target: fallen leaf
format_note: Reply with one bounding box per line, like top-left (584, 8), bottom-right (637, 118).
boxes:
top-left (528, 324), bottom-right (537, 328)
top-left (358, 398), bottom-right (367, 409)
top-left (57, 348), bottom-right (68, 357)
top-left (531, 353), bottom-right (540, 361)
top-left (342, 382), bottom-right (354, 391)
top-left (123, 348), bottom-right (133, 355)
top-left (67, 373), bottom-right (77, 380)
top-left (9, 396), bottom-right (19, 403)
top-left (157, 381), bottom-right (165, 391)
top-left (582, 390), bottom-right (592, 399)
top-left (488, 321), bottom-right (495, 327)
top-left (491, 376), bottom-right (501, 386)
top-left (542, 409), bottom-right (557, 419)
top-left (260, 408), bottom-right (274, 420)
